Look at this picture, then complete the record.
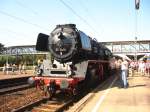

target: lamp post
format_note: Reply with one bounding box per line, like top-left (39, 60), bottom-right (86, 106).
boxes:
top-left (134, 37), bottom-right (137, 62)
top-left (134, 0), bottom-right (140, 62)
top-left (6, 47), bottom-right (8, 75)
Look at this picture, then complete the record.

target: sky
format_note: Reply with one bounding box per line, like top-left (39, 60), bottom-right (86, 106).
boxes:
top-left (0, 0), bottom-right (150, 47)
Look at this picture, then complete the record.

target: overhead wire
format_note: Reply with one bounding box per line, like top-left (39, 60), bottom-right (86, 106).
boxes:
top-left (0, 1), bottom-right (51, 46)
top-left (15, 0), bottom-right (39, 16)
top-left (0, 10), bottom-right (49, 31)
top-left (0, 28), bottom-right (29, 38)
top-left (59, 0), bottom-right (101, 37)
top-left (78, 0), bottom-right (103, 35)
top-left (0, 28), bottom-right (33, 47)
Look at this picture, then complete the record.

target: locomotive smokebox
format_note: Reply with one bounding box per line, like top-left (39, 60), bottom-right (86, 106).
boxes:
top-left (48, 24), bottom-right (77, 63)
top-left (35, 24), bottom-right (78, 63)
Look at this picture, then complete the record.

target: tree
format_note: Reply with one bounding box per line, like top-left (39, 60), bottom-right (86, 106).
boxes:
top-left (0, 43), bottom-right (5, 54)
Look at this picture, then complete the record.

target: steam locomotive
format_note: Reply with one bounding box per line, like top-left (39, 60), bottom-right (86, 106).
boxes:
top-left (29, 24), bottom-right (113, 98)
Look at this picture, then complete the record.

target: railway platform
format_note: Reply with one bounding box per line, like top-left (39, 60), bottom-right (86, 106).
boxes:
top-left (69, 72), bottom-right (150, 112)
top-left (0, 70), bottom-right (35, 80)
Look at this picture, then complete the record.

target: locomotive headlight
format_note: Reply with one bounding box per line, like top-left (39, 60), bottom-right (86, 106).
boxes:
top-left (60, 79), bottom-right (69, 89)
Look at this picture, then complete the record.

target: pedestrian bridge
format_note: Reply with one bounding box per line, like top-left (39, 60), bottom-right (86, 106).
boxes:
top-left (1, 40), bottom-right (150, 60)
top-left (2, 45), bottom-right (47, 55)
top-left (102, 40), bottom-right (150, 60)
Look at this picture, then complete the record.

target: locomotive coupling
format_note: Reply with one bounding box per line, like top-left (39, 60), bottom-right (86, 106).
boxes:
top-left (49, 80), bottom-right (56, 94)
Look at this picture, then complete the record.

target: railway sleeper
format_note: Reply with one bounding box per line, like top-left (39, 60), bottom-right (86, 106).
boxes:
top-left (32, 107), bottom-right (55, 112)
top-left (41, 104), bottom-right (63, 108)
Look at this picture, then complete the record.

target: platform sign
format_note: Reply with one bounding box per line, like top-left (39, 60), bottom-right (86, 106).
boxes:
top-left (135, 0), bottom-right (140, 10)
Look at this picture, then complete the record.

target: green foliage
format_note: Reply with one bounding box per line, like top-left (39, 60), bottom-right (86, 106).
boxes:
top-left (0, 43), bottom-right (5, 54)
top-left (0, 56), bottom-right (6, 66)
top-left (0, 54), bottom-right (47, 67)
top-left (0, 55), bottom-right (16, 66)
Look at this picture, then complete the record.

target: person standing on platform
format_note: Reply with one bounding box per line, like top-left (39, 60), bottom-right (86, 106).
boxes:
top-left (130, 60), bottom-right (135, 77)
top-left (145, 60), bottom-right (150, 78)
top-left (22, 64), bottom-right (27, 74)
top-left (12, 64), bottom-right (16, 73)
top-left (19, 64), bottom-right (22, 74)
top-left (139, 60), bottom-right (146, 76)
top-left (3, 64), bottom-right (6, 74)
top-left (121, 58), bottom-right (129, 88)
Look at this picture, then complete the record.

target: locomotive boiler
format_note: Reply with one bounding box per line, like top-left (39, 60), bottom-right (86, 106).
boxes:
top-left (30, 24), bottom-right (113, 98)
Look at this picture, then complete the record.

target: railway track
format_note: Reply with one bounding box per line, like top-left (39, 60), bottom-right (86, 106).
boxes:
top-left (0, 77), bottom-right (30, 89)
top-left (12, 93), bottom-right (74, 112)
top-left (0, 75), bottom-right (115, 112)
top-left (0, 84), bottom-right (33, 95)
top-left (0, 76), bottom-right (32, 95)
top-left (12, 80), bottom-right (109, 112)
top-left (10, 75), bottom-right (115, 112)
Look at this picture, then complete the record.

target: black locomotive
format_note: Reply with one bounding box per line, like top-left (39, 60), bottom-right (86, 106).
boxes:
top-left (36, 24), bottom-right (112, 63)
top-left (31, 24), bottom-right (113, 97)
